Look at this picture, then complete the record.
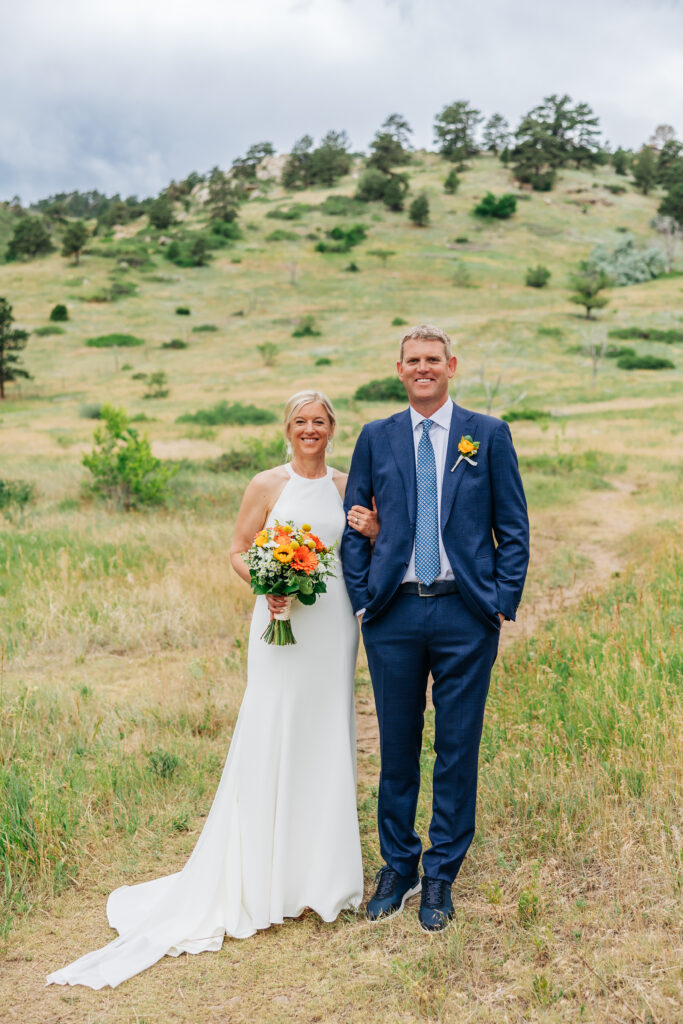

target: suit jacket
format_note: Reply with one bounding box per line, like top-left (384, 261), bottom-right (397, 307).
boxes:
top-left (342, 403), bottom-right (530, 630)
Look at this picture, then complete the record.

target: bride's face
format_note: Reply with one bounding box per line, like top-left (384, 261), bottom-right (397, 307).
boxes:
top-left (288, 401), bottom-right (333, 458)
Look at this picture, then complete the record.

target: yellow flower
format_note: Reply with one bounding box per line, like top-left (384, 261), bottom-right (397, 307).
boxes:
top-left (458, 436), bottom-right (476, 455)
top-left (273, 544), bottom-right (294, 564)
top-left (301, 523), bottom-right (311, 532)
top-left (254, 530), bottom-right (269, 547)
top-left (291, 539), bottom-right (300, 550)
top-left (280, 524), bottom-right (293, 534)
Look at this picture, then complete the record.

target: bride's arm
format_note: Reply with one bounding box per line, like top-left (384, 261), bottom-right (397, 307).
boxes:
top-left (229, 471), bottom-right (280, 584)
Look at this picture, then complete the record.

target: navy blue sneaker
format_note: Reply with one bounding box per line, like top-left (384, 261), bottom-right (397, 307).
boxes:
top-left (418, 877), bottom-right (454, 932)
top-left (366, 865), bottom-right (421, 922)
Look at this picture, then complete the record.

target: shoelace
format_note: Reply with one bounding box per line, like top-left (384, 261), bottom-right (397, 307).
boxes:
top-left (373, 866), bottom-right (401, 899)
top-left (421, 877), bottom-right (450, 907)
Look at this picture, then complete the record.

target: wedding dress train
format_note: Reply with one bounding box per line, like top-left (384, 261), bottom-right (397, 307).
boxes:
top-left (47, 465), bottom-right (363, 989)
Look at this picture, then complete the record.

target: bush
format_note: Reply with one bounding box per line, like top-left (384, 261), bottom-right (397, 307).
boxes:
top-left (266, 203), bottom-right (313, 220)
top-left (473, 192), bottom-right (517, 218)
top-left (292, 315), bottom-right (321, 337)
top-left (143, 371), bottom-right (169, 399)
top-left (605, 345), bottom-right (636, 359)
top-left (354, 376), bottom-right (406, 401)
top-left (6, 216), bottom-right (54, 260)
top-left (536, 326), bottom-right (564, 339)
top-left (502, 408), bottom-right (550, 423)
top-left (86, 333), bottom-right (144, 348)
top-left (392, 317), bottom-right (407, 326)
top-left (454, 236), bottom-right (469, 244)
top-left (257, 342), bottom-right (278, 366)
top-left (444, 169), bottom-right (460, 194)
top-left (175, 307), bottom-right (191, 316)
top-left (453, 261), bottom-right (473, 287)
top-left (266, 229), bottom-right (299, 242)
top-left (315, 224), bottom-right (367, 253)
top-left (587, 234), bottom-right (666, 285)
top-left (34, 325), bottom-right (65, 336)
top-left (207, 436), bottom-right (285, 474)
top-left (409, 193), bottom-right (430, 227)
top-left (616, 354), bottom-right (675, 370)
top-left (177, 401), bottom-right (277, 426)
top-left (192, 324), bottom-right (218, 333)
top-left (0, 478), bottom-right (35, 517)
top-left (319, 196), bottom-right (366, 216)
top-left (355, 169), bottom-right (388, 203)
top-left (344, 261), bottom-right (360, 272)
top-left (609, 327), bottom-right (683, 343)
top-left (525, 265), bottom-right (551, 288)
top-left (314, 357), bottom-right (332, 366)
top-left (49, 303), bottom-right (69, 322)
top-left (79, 403), bottom-right (103, 419)
top-left (161, 339), bottom-right (188, 349)
top-left (82, 405), bottom-right (177, 508)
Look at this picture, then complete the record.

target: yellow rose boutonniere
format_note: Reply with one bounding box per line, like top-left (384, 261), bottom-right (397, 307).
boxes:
top-left (451, 435), bottom-right (480, 472)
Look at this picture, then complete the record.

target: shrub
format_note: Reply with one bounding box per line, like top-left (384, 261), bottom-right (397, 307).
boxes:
top-left (86, 333), bottom-right (144, 348)
top-left (605, 184), bottom-right (627, 195)
top-left (319, 196), bottom-right (366, 216)
top-left (79, 403), bottom-right (103, 419)
top-left (605, 345), bottom-right (635, 359)
top-left (314, 357), bottom-right (332, 366)
top-left (502, 408), bottom-right (550, 423)
top-left (6, 216), bottom-right (54, 260)
top-left (315, 224), bottom-right (367, 253)
top-left (257, 342), bottom-right (278, 366)
top-left (177, 401), bottom-right (277, 426)
top-left (392, 317), bottom-right (407, 326)
top-left (587, 234), bottom-right (666, 285)
top-left (609, 327), bottom-right (683, 343)
top-left (131, 372), bottom-right (147, 380)
top-left (355, 169), bottom-right (388, 203)
top-left (536, 326), bottom-right (564, 339)
top-left (266, 203), bottom-right (313, 220)
top-left (0, 478), bottom-right (35, 517)
top-left (147, 748), bottom-right (181, 780)
top-left (454, 236), bottom-right (469, 244)
top-left (525, 265), bottom-right (551, 288)
top-left (444, 169), bottom-right (460, 194)
top-left (50, 304), bottom-right (69, 322)
top-left (616, 354), bottom-right (675, 370)
top-left (207, 436), bottom-right (285, 474)
top-left (161, 339), bottom-right (188, 349)
top-left (344, 261), bottom-right (360, 272)
top-left (143, 371), bottom-right (169, 398)
top-left (175, 306), bottom-right (191, 315)
top-left (192, 324), bottom-right (218, 332)
top-left (409, 193), bottom-right (430, 227)
top-left (266, 229), bottom-right (298, 242)
top-left (473, 192), bottom-right (517, 218)
top-left (292, 315), bottom-right (321, 337)
top-left (453, 261), bottom-right (473, 287)
top-left (82, 405), bottom-right (177, 508)
top-left (354, 376), bottom-right (406, 401)
top-left (34, 325), bottom-right (65, 336)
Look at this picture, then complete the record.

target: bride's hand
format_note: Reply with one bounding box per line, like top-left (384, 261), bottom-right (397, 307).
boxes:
top-left (266, 594), bottom-right (288, 618)
top-left (347, 497), bottom-right (379, 541)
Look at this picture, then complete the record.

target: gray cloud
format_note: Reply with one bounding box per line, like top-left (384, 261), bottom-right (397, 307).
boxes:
top-left (2, 0), bottom-right (682, 202)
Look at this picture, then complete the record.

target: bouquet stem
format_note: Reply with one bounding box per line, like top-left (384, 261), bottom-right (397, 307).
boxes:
top-left (261, 596), bottom-right (297, 645)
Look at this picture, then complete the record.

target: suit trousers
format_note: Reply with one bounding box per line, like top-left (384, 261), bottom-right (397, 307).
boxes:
top-left (362, 590), bottom-right (499, 883)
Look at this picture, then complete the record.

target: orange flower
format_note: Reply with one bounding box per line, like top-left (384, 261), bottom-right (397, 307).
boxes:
top-left (273, 544), bottom-right (294, 564)
top-left (292, 546), bottom-right (318, 574)
top-left (303, 532), bottom-right (325, 552)
top-left (458, 436), bottom-right (476, 456)
top-left (274, 530), bottom-right (292, 545)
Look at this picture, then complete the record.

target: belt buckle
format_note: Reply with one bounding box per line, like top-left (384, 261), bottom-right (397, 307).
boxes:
top-left (417, 581), bottom-right (435, 598)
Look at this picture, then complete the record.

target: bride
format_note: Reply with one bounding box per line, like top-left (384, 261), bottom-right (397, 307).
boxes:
top-left (47, 389), bottom-right (377, 989)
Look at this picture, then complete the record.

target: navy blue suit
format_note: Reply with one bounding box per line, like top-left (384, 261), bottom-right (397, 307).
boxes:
top-left (342, 403), bottom-right (529, 882)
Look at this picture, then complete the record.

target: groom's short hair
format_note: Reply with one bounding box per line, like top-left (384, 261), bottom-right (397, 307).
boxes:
top-left (399, 324), bottom-right (452, 362)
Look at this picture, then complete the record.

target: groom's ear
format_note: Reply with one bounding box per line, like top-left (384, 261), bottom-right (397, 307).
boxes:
top-left (448, 355), bottom-right (457, 378)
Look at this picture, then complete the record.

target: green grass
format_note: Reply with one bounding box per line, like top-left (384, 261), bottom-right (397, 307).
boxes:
top-left (176, 401), bottom-right (278, 426)
top-left (85, 333), bottom-right (145, 348)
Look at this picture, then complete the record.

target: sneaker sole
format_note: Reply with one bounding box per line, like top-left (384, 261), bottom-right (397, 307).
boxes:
top-left (418, 911), bottom-right (455, 934)
top-left (367, 881), bottom-right (422, 924)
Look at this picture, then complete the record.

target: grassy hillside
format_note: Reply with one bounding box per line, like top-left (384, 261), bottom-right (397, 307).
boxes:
top-left (0, 154), bottom-right (681, 1022)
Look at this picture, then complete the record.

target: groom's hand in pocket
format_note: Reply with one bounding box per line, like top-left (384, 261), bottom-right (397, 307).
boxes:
top-left (498, 612), bottom-right (505, 625)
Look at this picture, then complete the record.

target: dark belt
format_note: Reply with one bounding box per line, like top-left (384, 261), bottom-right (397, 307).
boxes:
top-left (399, 581), bottom-right (459, 598)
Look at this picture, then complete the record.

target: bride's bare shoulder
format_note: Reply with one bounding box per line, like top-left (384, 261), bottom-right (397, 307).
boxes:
top-left (329, 466), bottom-right (348, 499)
top-left (243, 465), bottom-right (289, 503)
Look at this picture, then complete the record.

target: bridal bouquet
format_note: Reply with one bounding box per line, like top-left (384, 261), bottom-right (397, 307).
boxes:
top-left (243, 520), bottom-right (336, 645)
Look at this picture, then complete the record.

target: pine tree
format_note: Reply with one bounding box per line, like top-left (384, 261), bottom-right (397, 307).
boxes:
top-left (433, 101), bottom-right (483, 162)
top-left (409, 193), bottom-right (430, 227)
top-left (632, 147), bottom-right (657, 195)
top-left (0, 298), bottom-right (31, 399)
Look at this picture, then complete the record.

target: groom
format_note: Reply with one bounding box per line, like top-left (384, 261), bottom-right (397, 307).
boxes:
top-left (342, 324), bottom-right (529, 932)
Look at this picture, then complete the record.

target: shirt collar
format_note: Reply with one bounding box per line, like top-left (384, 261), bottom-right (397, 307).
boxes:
top-left (409, 397), bottom-right (453, 431)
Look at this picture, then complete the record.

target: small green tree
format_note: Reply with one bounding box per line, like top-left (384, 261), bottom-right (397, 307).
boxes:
top-left (525, 265), bottom-right (551, 287)
top-left (82, 405), bottom-right (177, 508)
top-left (6, 216), bottom-right (53, 260)
top-left (444, 169), bottom-right (460, 194)
top-left (569, 265), bottom-right (611, 319)
top-left (207, 166), bottom-right (241, 222)
top-left (282, 135), bottom-right (313, 190)
top-left (0, 298), bottom-right (31, 399)
top-left (474, 192), bottom-right (517, 218)
top-left (257, 341), bottom-right (278, 366)
top-left (49, 303), bottom-right (69, 321)
top-left (632, 146), bottom-right (657, 194)
top-left (148, 194), bottom-right (175, 230)
top-left (382, 174), bottom-right (409, 211)
top-left (144, 371), bottom-right (169, 399)
top-left (659, 181), bottom-right (683, 226)
top-left (409, 193), bottom-right (430, 227)
top-left (189, 236), bottom-right (210, 266)
top-left (612, 147), bottom-right (630, 175)
top-left (61, 220), bottom-right (89, 264)
top-left (482, 113), bottom-right (511, 154)
top-left (231, 141), bottom-right (275, 181)
top-left (367, 248), bottom-right (396, 268)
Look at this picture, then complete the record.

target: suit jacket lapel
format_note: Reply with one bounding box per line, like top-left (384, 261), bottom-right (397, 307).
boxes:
top-left (441, 403), bottom-right (476, 526)
top-left (387, 410), bottom-right (416, 525)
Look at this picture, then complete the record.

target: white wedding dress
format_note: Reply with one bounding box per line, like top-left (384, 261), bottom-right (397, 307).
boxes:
top-left (47, 465), bottom-right (363, 989)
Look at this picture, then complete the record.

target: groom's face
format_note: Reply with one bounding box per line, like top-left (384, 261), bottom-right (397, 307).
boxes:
top-left (397, 339), bottom-right (457, 409)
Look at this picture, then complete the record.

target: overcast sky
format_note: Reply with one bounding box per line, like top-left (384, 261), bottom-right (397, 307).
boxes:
top-left (2, 0), bottom-right (682, 203)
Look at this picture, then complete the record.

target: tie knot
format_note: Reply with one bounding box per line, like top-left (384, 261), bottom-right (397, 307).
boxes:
top-left (421, 419), bottom-right (434, 433)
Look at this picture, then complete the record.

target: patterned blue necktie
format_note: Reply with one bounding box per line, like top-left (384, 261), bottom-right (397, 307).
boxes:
top-left (415, 419), bottom-right (441, 586)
